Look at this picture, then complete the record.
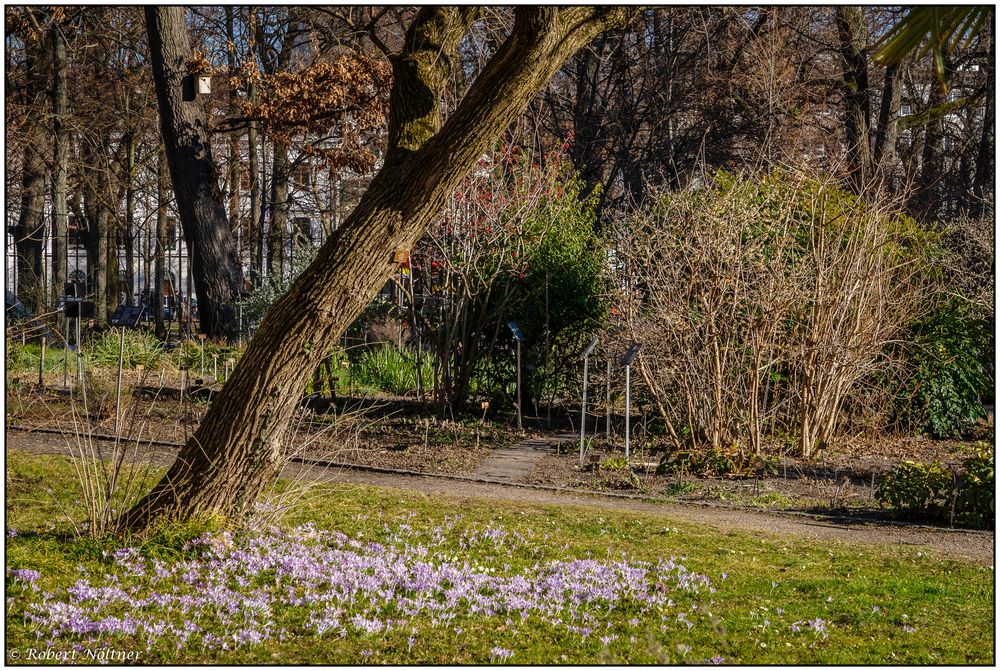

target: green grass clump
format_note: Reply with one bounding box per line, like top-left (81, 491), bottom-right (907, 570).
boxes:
top-left (352, 344), bottom-right (433, 395)
top-left (87, 329), bottom-right (165, 370)
top-left (6, 339), bottom-right (69, 377)
top-left (4, 450), bottom-right (993, 665)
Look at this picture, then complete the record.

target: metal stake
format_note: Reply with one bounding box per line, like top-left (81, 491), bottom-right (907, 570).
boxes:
top-left (580, 351), bottom-right (589, 466)
top-left (75, 316), bottom-right (82, 385)
top-left (63, 317), bottom-right (69, 389)
top-left (580, 336), bottom-right (598, 466)
top-left (606, 357), bottom-right (612, 437)
top-left (515, 339), bottom-right (522, 431)
top-left (114, 327), bottom-right (125, 435)
top-left (625, 363), bottom-right (632, 461)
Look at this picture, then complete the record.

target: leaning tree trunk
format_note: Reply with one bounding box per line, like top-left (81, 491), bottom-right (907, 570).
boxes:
top-left (120, 7), bottom-right (633, 530)
top-left (144, 6), bottom-right (243, 340)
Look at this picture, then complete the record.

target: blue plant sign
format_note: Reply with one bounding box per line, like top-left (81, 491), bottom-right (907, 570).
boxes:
top-left (508, 321), bottom-right (526, 342)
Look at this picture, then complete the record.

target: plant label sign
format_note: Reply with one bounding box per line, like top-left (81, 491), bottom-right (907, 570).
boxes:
top-left (620, 342), bottom-right (641, 367)
top-left (508, 321), bottom-right (526, 342)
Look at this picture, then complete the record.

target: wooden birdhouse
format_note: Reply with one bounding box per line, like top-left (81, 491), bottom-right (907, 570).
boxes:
top-left (197, 76), bottom-right (211, 95)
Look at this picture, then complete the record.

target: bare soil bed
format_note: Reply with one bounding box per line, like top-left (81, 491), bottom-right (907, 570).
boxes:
top-left (5, 382), bottom-right (523, 476)
top-left (6, 379), bottom-right (992, 524)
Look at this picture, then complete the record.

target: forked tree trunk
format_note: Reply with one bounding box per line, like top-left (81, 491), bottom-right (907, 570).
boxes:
top-left (145, 6), bottom-right (243, 340)
top-left (121, 7), bottom-right (633, 530)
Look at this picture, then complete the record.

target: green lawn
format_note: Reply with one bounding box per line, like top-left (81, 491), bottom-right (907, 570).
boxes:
top-left (5, 449), bottom-right (994, 665)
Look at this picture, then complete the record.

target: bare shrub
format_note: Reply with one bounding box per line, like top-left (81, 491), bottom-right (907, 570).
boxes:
top-left (612, 171), bottom-right (932, 458)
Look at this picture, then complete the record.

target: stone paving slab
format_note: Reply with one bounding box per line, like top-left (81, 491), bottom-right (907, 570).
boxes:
top-left (473, 432), bottom-right (578, 481)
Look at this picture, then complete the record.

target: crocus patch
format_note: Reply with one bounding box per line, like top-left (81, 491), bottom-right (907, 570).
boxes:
top-left (8, 518), bottom-right (830, 662)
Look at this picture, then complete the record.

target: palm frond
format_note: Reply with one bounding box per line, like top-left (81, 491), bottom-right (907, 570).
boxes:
top-left (874, 6), bottom-right (991, 86)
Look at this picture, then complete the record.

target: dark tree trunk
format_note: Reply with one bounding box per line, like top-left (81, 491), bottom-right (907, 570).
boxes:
top-left (106, 217), bottom-right (119, 317)
top-left (873, 61), bottom-right (902, 172)
top-left (571, 35), bottom-right (610, 200)
top-left (911, 60), bottom-right (952, 221)
top-left (248, 115), bottom-right (262, 288)
top-left (120, 7), bottom-right (634, 530)
top-left (225, 7), bottom-right (243, 286)
top-left (267, 140), bottom-right (290, 279)
top-left (13, 38), bottom-right (47, 312)
top-left (81, 143), bottom-right (111, 323)
top-left (124, 131), bottom-right (137, 306)
top-left (144, 6), bottom-right (243, 341)
top-left (15, 137), bottom-right (46, 314)
top-left (264, 18), bottom-right (294, 282)
top-left (154, 149), bottom-right (169, 339)
top-left (50, 22), bottom-right (68, 312)
top-left (972, 21), bottom-right (994, 219)
top-left (836, 6), bottom-right (872, 192)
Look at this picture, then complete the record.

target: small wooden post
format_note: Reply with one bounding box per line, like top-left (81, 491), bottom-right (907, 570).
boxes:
top-left (199, 333), bottom-right (206, 380)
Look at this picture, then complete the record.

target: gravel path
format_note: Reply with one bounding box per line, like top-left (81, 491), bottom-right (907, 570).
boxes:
top-left (7, 430), bottom-right (993, 566)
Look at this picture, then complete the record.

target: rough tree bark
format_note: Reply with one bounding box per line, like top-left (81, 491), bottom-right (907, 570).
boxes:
top-left (144, 6), bottom-right (243, 340)
top-left (121, 7), bottom-right (634, 530)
